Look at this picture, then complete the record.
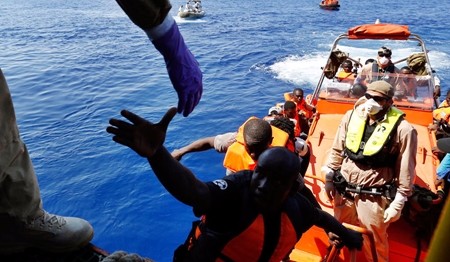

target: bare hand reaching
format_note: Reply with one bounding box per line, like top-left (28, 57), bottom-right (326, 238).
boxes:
top-left (107, 107), bottom-right (177, 158)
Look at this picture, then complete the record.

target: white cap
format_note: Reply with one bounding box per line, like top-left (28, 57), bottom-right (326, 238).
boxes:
top-left (295, 138), bottom-right (309, 156)
top-left (268, 106), bottom-right (282, 115)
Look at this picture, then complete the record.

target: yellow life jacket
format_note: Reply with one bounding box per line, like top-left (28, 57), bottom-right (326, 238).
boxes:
top-left (345, 107), bottom-right (404, 156)
top-left (223, 117), bottom-right (289, 172)
top-left (433, 106), bottom-right (450, 122)
top-left (336, 70), bottom-right (355, 82)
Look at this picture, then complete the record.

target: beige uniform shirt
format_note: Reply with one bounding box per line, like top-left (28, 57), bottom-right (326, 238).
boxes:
top-left (326, 103), bottom-right (417, 196)
top-left (356, 62), bottom-right (401, 87)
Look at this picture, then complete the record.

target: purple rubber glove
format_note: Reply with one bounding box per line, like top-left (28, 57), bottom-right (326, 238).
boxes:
top-left (116, 0), bottom-right (202, 117)
top-left (152, 21), bottom-right (203, 117)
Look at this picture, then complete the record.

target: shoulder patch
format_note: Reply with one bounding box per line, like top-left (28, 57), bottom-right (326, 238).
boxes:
top-left (212, 179), bottom-right (228, 190)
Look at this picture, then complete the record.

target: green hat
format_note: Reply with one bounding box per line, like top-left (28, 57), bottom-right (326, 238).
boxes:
top-left (366, 80), bottom-right (394, 98)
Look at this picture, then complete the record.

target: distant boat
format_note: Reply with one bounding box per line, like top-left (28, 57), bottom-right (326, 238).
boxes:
top-left (178, 10), bottom-right (205, 19)
top-left (178, 0), bottom-right (205, 19)
top-left (319, 0), bottom-right (340, 10)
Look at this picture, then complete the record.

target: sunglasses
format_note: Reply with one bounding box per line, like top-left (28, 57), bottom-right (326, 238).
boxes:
top-left (365, 93), bottom-right (388, 102)
top-left (295, 95), bottom-right (303, 98)
top-left (378, 53), bottom-right (391, 58)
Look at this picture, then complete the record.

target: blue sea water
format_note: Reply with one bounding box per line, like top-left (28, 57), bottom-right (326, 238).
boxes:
top-left (1, 0), bottom-right (450, 260)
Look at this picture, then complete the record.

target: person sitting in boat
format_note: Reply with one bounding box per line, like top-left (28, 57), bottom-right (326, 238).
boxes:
top-left (106, 108), bottom-right (363, 261)
top-left (355, 46), bottom-right (400, 87)
top-left (393, 66), bottom-right (418, 100)
top-left (263, 105), bottom-right (282, 124)
top-left (283, 101), bottom-right (302, 137)
top-left (178, 5), bottom-right (183, 12)
top-left (435, 138), bottom-right (450, 197)
top-left (323, 81), bottom-right (417, 262)
top-left (431, 90), bottom-right (450, 139)
top-left (416, 68), bottom-right (442, 99)
top-left (115, 0), bottom-right (203, 117)
top-left (287, 87), bottom-right (316, 121)
top-left (184, 3), bottom-right (191, 12)
top-left (172, 117), bottom-right (298, 175)
top-left (170, 117), bottom-right (319, 208)
top-left (194, 1), bottom-right (201, 12)
top-left (336, 60), bottom-right (356, 84)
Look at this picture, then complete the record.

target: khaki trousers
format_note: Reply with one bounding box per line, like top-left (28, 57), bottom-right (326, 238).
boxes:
top-left (0, 68), bottom-right (42, 221)
top-left (333, 192), bottom-right (390, 262)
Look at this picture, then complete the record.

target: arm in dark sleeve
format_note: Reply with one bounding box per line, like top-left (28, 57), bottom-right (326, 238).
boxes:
top-left (149, 146), bottom-right (211, 210)
top-left (314, 209), bottom-right (363, 250)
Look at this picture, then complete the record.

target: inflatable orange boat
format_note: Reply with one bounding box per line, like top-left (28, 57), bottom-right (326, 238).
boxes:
top-left (285, 23), bottom-right (445, 262)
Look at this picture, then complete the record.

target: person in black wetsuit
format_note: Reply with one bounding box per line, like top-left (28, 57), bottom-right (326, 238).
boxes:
top-left (106, 107), bottom-right (363, 261)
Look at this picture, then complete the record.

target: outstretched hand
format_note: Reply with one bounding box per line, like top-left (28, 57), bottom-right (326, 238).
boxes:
top-left (116, 0), bottom-right (172, 30)
top-left (106, 107), bottom-right (177, 158)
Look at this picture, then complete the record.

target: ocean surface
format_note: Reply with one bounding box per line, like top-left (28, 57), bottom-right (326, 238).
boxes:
top-left (1, 0), bottom-right (450, 260)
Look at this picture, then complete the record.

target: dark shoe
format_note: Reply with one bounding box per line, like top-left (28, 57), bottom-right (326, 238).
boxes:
top-left (0, 210), bottom-right (94, 253)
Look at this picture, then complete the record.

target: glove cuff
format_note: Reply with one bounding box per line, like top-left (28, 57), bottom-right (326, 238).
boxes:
top-left (390, 192), bottom-right (407, 210)
top-left (145, 14), bottom-right (175, 41)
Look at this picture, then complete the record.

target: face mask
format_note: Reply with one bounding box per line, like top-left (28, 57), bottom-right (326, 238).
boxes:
top-left (378, 56), bottom-right (390, 66)
top-left (365, 98), bottom-right (383, 115)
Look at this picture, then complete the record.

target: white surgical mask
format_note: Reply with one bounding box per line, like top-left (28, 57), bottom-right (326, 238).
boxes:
top-left (378, 56), bottom-right (390, 66)
top-left (365, 98), bottom-right (383, 115)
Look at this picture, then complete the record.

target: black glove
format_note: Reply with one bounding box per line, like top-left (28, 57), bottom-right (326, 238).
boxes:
top-left (341, 228), bottom-right (363, 250)
top-left (116, 0), bottom-right (172, 30)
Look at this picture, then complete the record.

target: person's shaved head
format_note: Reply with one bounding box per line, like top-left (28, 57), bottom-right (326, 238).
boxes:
top-left (243, 119), bottom-right (273, 160)
top-left (243, 118), bottom-right (272, 145)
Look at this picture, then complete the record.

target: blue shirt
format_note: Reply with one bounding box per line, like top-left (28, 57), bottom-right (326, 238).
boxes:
top-left (437, 153), bottom-right (450, 181)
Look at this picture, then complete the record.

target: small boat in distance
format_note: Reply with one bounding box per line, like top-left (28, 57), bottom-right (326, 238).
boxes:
top-left (178, 0), bottom-right (205, 19)
top-left (319, 0), bottom-right (340, 10)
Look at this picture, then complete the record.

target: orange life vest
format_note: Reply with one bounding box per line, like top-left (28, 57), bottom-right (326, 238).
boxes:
top-left (295, 99), bottom-right (314, 119)
top-left (223, 117), bottom-right (289, 172)
top-left (218, 214), bottom-right (297, 261)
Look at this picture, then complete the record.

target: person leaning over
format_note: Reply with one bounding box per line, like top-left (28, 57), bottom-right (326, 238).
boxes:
top-left (170, 117), bottom-right (319, 209)
top-left (323, 80), bottom-right (417, 262)
top-left (106, 108), bottom-right (363, 261)
top-left (171, 117), bottom-right (297, 172)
